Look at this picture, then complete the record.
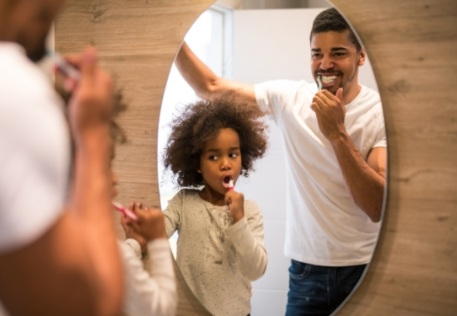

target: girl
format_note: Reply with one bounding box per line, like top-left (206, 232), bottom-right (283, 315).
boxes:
top-left (161, 91), bottom-right (269, 316)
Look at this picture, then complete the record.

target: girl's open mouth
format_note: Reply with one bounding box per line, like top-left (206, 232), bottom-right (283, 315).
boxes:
top-left (222, 176), bottom-right (234, 189)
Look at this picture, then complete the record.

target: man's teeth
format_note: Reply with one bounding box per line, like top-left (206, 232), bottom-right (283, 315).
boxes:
top-left (321, 75), bottom-right (337, 83)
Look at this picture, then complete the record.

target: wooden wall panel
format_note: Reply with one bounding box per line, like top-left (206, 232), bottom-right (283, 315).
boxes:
top-left (55, 0), bottom-right (457, 315)
top-left (331, 0), bottom-right (457, 315)
top-left (56, 1), bottom-right (214, 314)
top-left (56, 0), bottom-right (212, 208)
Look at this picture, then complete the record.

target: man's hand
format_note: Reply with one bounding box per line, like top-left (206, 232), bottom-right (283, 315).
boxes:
top-left (311, 88), bottom-right (347, 142)
top-left (65, 47), bottom-right (114, 145)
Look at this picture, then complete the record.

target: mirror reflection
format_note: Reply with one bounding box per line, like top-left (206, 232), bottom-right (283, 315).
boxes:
top-left (158, 1), bottom-right (386, 315)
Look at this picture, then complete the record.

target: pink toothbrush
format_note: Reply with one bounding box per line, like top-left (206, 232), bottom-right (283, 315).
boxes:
top-left (112, 201), bottom-right (138, 220)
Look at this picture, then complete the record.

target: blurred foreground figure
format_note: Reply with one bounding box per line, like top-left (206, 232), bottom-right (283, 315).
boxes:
top-left (0, 0), bottom-right (124, 315)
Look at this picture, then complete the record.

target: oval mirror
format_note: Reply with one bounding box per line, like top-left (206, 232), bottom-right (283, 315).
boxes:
top-left (158, 1), bottom-right (386, 315)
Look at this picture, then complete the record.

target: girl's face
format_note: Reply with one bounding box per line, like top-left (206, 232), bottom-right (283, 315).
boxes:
top-left (199, 128), bottom-right (242, 202)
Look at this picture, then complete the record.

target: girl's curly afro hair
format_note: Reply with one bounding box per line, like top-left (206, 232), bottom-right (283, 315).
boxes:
top-left (163, 90), bottom-right (268, 187)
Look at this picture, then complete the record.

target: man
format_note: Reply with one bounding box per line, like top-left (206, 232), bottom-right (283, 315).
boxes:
top-left (0, 0), bottom-right (124, 315)
top-left (175, 7), bottom-right (387, 316)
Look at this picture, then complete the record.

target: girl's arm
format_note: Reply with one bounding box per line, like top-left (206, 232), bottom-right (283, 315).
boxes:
top-left (225, 201), bottom-right (268, 281)
top-left (121, 239), bottom-right (177, 316)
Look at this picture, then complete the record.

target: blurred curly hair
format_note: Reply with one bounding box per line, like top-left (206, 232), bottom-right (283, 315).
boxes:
top-left (55, 83), bottom-right (128, 144)
top-left (163, 90), bottom-right (268, 188)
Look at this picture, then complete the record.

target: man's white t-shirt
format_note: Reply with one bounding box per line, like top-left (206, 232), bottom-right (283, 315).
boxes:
top-left (255, 80), bottom-right (386, 266)
top-left (0, 42), bottom-right (70, 253)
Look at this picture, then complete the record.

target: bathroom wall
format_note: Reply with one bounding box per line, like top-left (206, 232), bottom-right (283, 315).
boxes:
top-left (55, 1), bottom-right (457, 315)
top-left (231, 8), bottom-right (378, 315)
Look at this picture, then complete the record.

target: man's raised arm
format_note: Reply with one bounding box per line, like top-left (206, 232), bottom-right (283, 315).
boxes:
top-left (175, 41), bottom-right (257, 103)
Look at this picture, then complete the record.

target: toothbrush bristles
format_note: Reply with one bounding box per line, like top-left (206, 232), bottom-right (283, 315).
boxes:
top-left (317, 75), bottom-right (323, 90)
top-left (49, 51), bottom-right (81, 82)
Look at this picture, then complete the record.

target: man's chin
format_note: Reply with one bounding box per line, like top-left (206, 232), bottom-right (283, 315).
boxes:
top-left (27, 46), bottom-right (47, 63)
top-left (29, 52), bottom-right (46, 63)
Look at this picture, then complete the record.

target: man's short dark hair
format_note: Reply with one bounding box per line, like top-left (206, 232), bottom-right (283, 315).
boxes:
top-left (310, 8), bottom-right (362, 52)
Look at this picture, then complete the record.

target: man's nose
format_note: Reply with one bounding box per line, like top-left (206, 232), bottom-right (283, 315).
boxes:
top-left (320, 55), bottom-right (334, 70)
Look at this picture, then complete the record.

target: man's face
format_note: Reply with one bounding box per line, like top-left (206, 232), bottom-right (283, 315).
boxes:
top-left (310, 30), bottom-right (365, 95)
top-left (14, 0), bottom-right (67, 61)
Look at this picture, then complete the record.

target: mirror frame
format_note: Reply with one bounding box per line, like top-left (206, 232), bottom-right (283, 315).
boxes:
top-left (55, 0), bottom-right (457, 314)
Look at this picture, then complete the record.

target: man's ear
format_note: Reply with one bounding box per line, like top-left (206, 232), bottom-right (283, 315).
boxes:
top-left (358, 48), bottom-right (367, 66)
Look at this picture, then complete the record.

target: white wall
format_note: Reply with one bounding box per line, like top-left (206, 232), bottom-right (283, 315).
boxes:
top-left (231, 8), bottom-right (379, 315)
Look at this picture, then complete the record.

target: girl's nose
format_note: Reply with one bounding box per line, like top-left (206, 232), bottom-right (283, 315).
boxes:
top-left (220, 157), bottom-right (231, 170)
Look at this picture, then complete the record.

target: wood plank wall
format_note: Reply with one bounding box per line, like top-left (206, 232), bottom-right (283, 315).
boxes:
top-left (55, 1), bottom-right (214, 314)
top-left (55, 0), bottom-right (457, 315)
top-left (332, 1), bottom-right (457, 315)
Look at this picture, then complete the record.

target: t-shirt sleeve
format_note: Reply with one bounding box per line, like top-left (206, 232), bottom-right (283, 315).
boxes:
top-left (373, 116), bottom-right (387, 148)
top-left (254, 80), bottom-right (314, 121)
top-left (0, 77), bottom-right (70, 253)
top-left (225, 200), bottom-right (267, 281)
top-left (120, 239), bottom-right (177, 316)
top-left (163, 190), bottom-right (185, 238)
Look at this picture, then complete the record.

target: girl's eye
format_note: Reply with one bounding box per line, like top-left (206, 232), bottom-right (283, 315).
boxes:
top-left (229, 153), bottom-right (239, 159)
top-left (208, 155), bottom-right (218, 161)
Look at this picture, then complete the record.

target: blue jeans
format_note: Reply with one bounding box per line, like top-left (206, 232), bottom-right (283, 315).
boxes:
top-left (285, 260), bottom-right (366, 316)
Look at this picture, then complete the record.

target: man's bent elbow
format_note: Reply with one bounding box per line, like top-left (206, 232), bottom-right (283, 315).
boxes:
top-left (367, 205), bottom-right (383, 223)
top-left (355, 198), bottom-right (383, 223)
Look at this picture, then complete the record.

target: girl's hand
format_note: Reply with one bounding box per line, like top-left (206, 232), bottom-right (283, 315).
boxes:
top-left (120, 202), bottom-right (147, 254)
top-left (127, 202), bottom-right (167, 242)
top-left (225, 190), bottom-right (245, 223)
